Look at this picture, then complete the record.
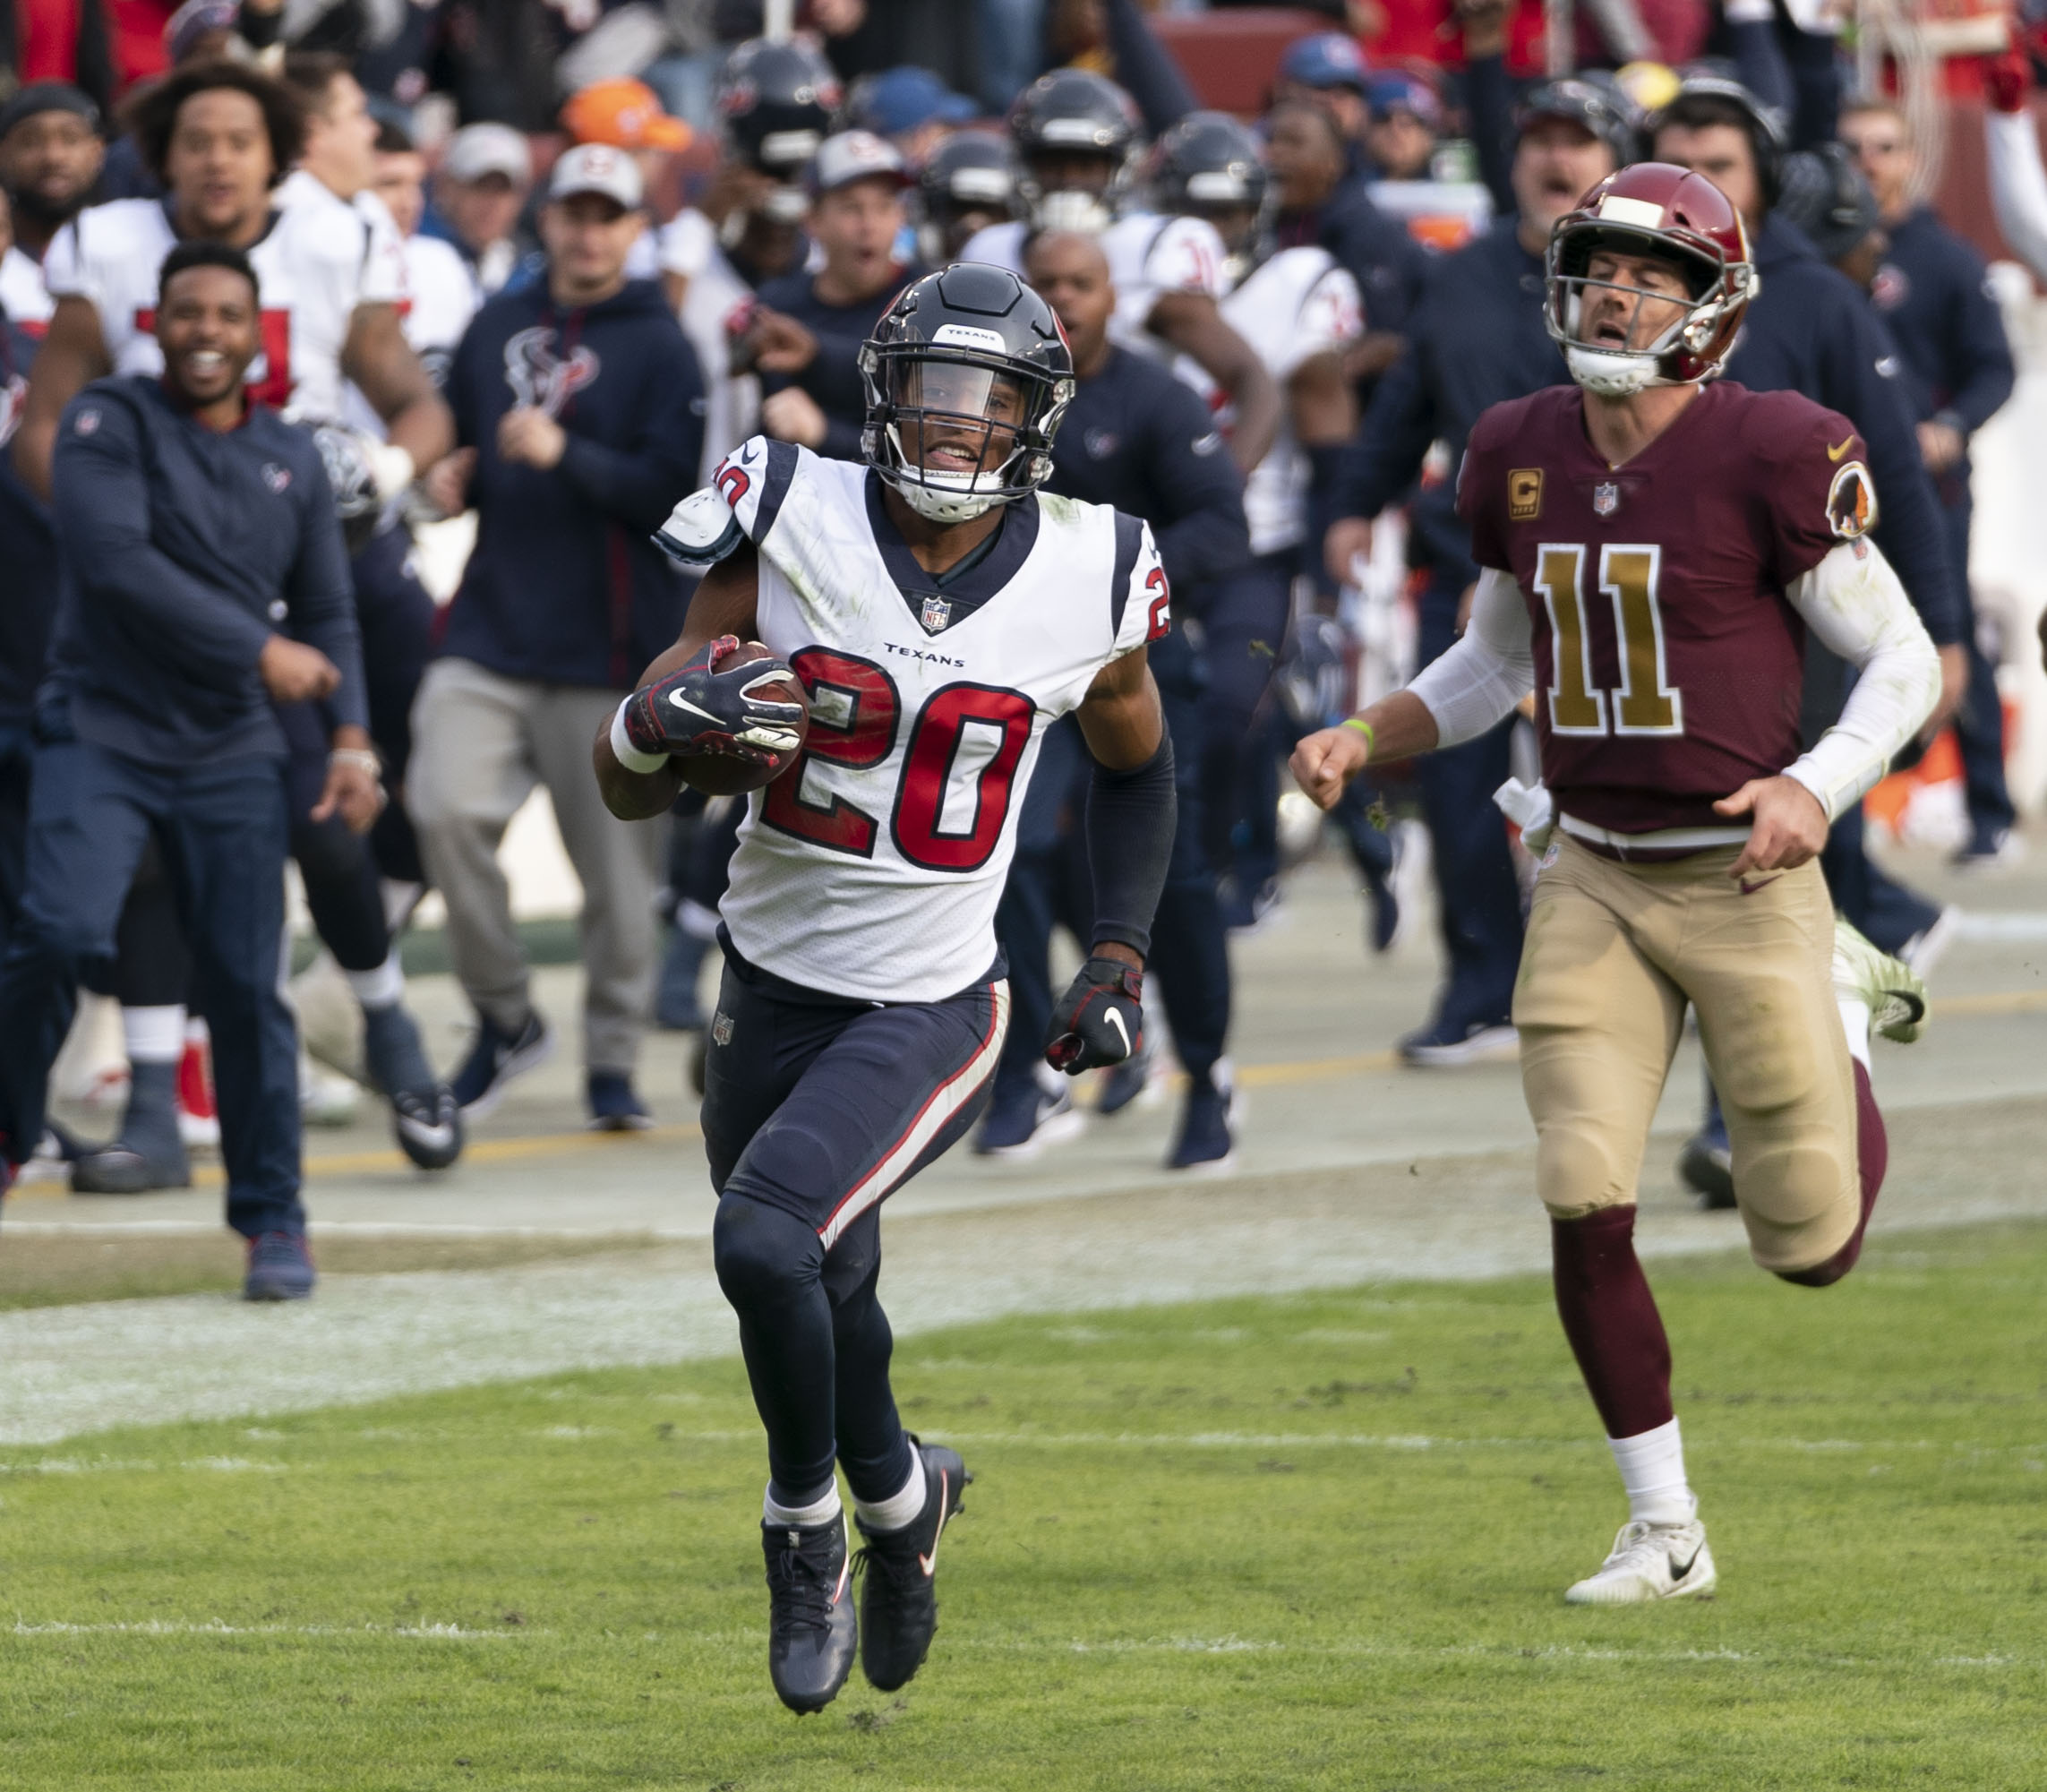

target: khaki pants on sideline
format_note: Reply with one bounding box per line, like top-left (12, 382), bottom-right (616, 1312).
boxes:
top-left (1512, 836), bottom-right (1860, 1274)
top-left (407, 657), bottom-right (660, 1077)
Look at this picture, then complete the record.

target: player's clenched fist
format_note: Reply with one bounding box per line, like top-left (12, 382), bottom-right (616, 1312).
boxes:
top-left (1045, 956), bottom-right (1145, 1074)
top-left (620, 634), bottom-right (806, 767)
top-left (1290, 723), bottom-right (1371, 812)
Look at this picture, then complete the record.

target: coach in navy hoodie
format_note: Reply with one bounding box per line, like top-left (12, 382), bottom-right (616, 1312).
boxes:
top-left (409, 143), bottom-right (704, 1132)
top-left (0, 242), bottom-right (371, 1298)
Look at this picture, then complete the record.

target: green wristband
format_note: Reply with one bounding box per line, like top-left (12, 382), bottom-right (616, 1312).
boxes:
top-left (1342, 716), bottom-right (1375, 758)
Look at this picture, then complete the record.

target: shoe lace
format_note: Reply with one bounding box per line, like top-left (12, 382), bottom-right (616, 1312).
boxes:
top-left (851, 1527), bottom-right (923, 1604)
top-left (766, 1534), bottom-right (839, 1639)
top-left (1600, 1520), bottom-right (1685, 1574)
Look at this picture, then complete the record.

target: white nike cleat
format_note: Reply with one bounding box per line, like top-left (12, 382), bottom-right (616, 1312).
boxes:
top-left (1831, 917), bottom-right (1928, 1043)
top-left (1565, 1518), bottom-right (1716, 1605)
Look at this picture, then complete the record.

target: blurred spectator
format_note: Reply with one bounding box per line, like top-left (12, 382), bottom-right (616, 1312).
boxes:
top-left (561, 73), bottom-right (694, 279)
top-left (1264, 99), bottom-right (1425, 385)
top-left (409, 144), bottom-right (702, 1129)
top-left (1272, 30), bottom-right (1373, 181)
top-left (1777, 141), bottom-right (1883, 287)
top-left (429, 121), bottom-right (533, 303)
top-left (366, 116), bottom-right (476, 389)
top-left (1363, 71), bottom-right (1441, 183)
top-left (847, 63), bottom-right (979, 163)
top-left (1, 0), bottom-right (117, 111)
top-left (0, 84), bottom-right (104, 328)
top-left (913, 129), bottom-right (1016, 265)
top-left (818, 0), bottom-right (976, 102)
top-left (743, 128), bottom-right (917, 461)
top-left (1364, 0), bottom-right (1547, 78)
top-left (1837, 100), bottom-right (2019, 867)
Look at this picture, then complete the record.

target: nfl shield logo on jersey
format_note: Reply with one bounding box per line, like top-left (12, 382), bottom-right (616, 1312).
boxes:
top-left (1593, 482), bottom-right (1619, 517)
top-left (920, 595), bottom-right (952, 634)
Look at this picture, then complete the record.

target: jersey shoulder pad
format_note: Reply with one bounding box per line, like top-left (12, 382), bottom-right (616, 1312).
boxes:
top-left (702, 434), bottom-right (806, 546)
top-left (1143, 214), bottom-right (1225, 297)
top-left (653, 486), bottom-right (748, 569)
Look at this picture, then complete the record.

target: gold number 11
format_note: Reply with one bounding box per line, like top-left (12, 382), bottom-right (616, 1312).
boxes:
top-left (1533, 543), bottom-right (1683, 738)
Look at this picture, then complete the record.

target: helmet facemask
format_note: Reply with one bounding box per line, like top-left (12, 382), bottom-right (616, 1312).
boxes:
top-left (1546, 223), bottom-right (1753, 397)
top-left (861, 347), bottom-right (1073, 523)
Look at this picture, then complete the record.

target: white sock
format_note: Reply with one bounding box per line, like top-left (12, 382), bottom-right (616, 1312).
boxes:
top-left (762, 1479), bottom-right (842, 1530)
top-left (346, 953), bottom-right (406, 1013)
top-left (1837, 997), bottom-right (1872, 1074)
top-left (1608, 1418), bottom-right (1698, 1526)
top-left (123, 1004), bottom-right (184, 1066)
top-left (853, 1456), bottom-right (928, 1534)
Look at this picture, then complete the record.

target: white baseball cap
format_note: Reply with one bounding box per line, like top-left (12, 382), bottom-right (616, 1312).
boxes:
top-left (807, 129), bottom-right (909, 197)
top-left (547, 141), bottom-right (644, 210)
top-left (442, 122), bottom-right (531, 186)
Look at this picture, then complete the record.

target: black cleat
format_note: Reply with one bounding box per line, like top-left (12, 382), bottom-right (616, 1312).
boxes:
top-left (762, 1512), bottom-right (857, 1714)
top-left (853, 1439), bottom-right (971, 1693)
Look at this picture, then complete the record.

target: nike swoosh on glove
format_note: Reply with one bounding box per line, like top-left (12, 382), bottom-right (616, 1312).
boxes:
top-left (620, 635), bottom-right (806, 768)
top-left (1045, 956), bottom-right (1144, 1074)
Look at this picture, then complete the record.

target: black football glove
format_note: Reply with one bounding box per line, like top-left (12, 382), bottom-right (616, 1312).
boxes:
top-left (1045, 956), bottom-right (1144, 1074)
top-left (620, 634), bottom-right (805, 768)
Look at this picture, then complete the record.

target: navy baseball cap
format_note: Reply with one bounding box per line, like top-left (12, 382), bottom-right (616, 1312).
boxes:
top-left (854, 64), bottom-right (979, 138)
top-left (1367, 71), bottom-right (1443, 128)
top-left (1278, 32), bottom-right (1371, 96)
top-left (0, 81), bottom-right (101, 141)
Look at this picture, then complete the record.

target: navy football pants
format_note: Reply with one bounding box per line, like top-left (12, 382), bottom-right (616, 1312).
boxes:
top-left (704, 945), bottom-right (1007, 1504)
top-left (0, 739), bottom-right (302, 1234)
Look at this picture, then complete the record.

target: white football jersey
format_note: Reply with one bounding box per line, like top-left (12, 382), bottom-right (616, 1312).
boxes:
top-left (711, 435), bottom-right (1168, 1003)
top-left (44, 171), bottom-right (406, 422)
top-left (961, 210), bottom-right (1225, 368)
top-left (1182, 247), bottom-right (1361, 555)
top-left (0, 244), bottom-right (53, 331)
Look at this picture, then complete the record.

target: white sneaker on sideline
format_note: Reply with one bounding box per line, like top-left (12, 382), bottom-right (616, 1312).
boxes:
top-left (1564, 1518), bottom-right (1717, 1606)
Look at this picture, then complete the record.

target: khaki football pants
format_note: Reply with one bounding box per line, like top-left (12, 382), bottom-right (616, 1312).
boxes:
top-left (1513, 836), bottom-right (1861, 1274)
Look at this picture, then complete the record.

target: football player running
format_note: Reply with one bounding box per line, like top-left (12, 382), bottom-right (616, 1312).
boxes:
top-left (596, 265), bottom-right (1177, 1710)
top-left (1292, 165), bottom-right (1940, 1605)
top-left (961, 68), bottom-right (1280, 474)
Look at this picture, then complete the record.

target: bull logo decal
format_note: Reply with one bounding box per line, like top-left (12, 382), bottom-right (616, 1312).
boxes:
top-left (503, 326), bottom-right (600, 416)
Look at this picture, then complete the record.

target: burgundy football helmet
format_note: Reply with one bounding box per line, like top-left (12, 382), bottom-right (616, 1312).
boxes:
top-left (1545, 161), bottom-right (1757, 397)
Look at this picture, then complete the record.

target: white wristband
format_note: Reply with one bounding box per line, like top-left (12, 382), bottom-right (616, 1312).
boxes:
top-left (610, 699), bottom-right (670, 775)
top-left (368, 442), bottom-right (416, 502)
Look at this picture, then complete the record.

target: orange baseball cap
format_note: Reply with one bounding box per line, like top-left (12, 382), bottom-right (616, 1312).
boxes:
top-left (561, 79), bottom-right (692, 152)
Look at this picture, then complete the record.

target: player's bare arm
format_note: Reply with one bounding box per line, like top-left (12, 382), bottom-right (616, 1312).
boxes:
top-left (1289, 347), bottom-right (1357, 449)
top-left (14, 293), bottom-right (111, 499)
top-left (342, 300), bottom-right (455, 476)
top-left (1147, 290), bottom-right (1281, 475)
top-left (592, 541), bottom-right (762, 820)
top-left (1291, 691), bottom-right (1439, 811)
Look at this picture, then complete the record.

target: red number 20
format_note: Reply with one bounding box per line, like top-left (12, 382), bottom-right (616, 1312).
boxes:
top-left (1144, 566), bottom-right (1171, 641)
top-left (761, 651), bottom-right (1035, 874)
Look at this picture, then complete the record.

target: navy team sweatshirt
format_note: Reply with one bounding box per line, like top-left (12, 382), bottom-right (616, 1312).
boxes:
top-left (441, 276), bottom-right (705, 690)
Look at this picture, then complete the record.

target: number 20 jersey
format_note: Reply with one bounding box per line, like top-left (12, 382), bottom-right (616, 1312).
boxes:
top-left (1458, 380), bottom-right (1871, 836)
top-left (714, 436), bottom-right (1169, 1003)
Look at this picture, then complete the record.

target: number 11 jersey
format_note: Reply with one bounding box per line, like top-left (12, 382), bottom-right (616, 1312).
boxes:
top-left (713, 436), bottom-right (1168, 1003)
top-left (1457, 379), bottom-right (1874, 837)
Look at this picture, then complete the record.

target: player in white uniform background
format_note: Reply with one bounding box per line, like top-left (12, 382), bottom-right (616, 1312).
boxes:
top-left (961, 67), bottom-right (1280, 478)
top-left (362, 115), bottom-right (479, 405)
top-left (1152, 113), bottom-right (1379, 927)
top-left (595, 265), bottom-right (1178, 1716)
top-left (16, 57), bottom-right (463, 1188)
top-left (0, 82), bottom-right (109, 337)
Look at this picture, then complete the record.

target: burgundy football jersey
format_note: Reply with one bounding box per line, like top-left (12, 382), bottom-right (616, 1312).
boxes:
top-left (1459, 380), bottom-right (1874, 835)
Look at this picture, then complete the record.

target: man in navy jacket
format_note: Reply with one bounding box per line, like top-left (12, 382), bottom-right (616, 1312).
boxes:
top-left (410, 143), bottom-right (704, 1129)
top-left (1842, 98), bottom-right (2018, 865)
top-left (0, 241), bottom-right (373, 1299)
top-left (0, 301), bottom-right (56, 959)
top-left (1324, 88), bottom-right (1621, 1068)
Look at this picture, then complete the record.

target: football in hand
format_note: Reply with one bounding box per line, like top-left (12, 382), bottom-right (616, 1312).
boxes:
top-left (676, 640), bottom-right (809, 796)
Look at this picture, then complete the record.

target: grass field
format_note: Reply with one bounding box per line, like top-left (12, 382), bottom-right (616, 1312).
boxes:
top-left (3, 1218), bottom-right (2044, 1790)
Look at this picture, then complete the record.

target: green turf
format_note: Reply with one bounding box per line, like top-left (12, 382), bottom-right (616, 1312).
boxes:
top-left (3, 1221), bottom-right (2044, 1789)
